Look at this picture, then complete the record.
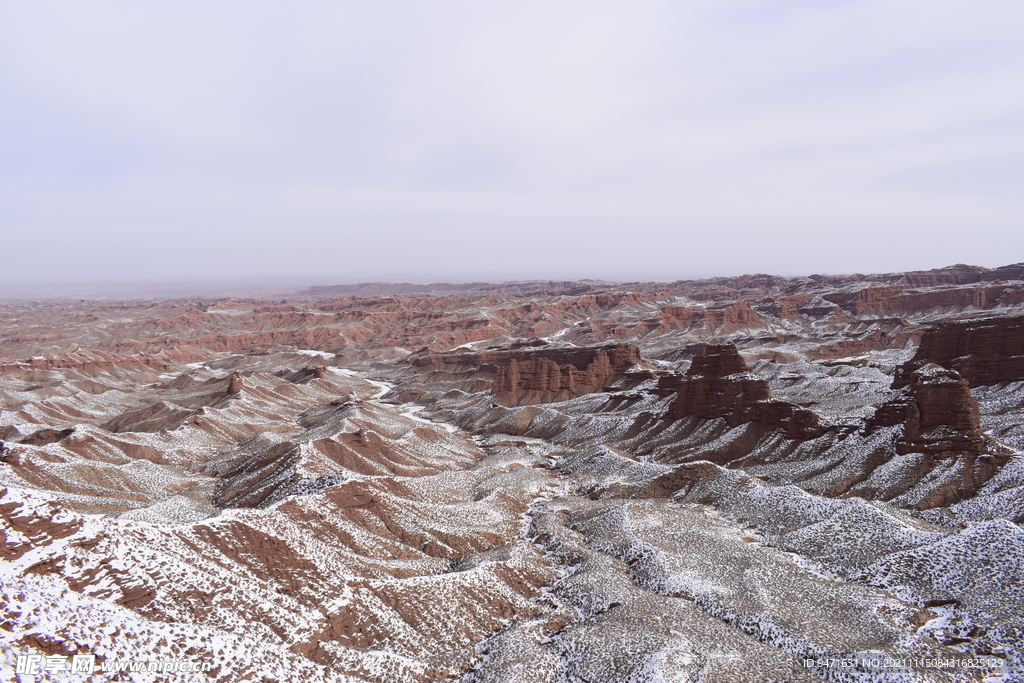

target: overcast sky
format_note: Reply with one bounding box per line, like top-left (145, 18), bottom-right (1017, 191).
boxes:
top-left (1, 1), bottom-right (1022, 285)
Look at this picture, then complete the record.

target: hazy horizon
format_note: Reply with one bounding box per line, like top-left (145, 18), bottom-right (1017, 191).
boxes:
top-left (4, 258), bottom-right (1023, 303)
top-left (4, 257), bottom-right (1019, 289)
top-left (2, 2), bottom-right (1022, 283)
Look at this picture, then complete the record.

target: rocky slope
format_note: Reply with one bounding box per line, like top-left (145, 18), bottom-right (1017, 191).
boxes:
top-left (2, 262), bottom-right (1024, 682)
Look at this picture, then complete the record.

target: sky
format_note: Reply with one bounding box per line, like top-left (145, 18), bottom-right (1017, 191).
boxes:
top-left (1, 0), bottom-right (1023, 285)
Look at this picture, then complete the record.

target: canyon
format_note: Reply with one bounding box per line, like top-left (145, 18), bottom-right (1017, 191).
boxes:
top-left (2, 262), bottom-right (1024, 682)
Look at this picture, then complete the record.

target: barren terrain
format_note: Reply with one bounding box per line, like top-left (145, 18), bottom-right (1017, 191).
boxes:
top-left (2, 262), bottom-right (1024, 682)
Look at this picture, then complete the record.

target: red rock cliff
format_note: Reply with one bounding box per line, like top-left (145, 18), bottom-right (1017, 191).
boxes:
top-left (661, 345), bottom-right (824, 440)
top-left (894, 315), bottom-right (1024, 388)
top-left (869, 364), bottom-right (986, 455)
top-left (415, 343), bottom-right (642, 405)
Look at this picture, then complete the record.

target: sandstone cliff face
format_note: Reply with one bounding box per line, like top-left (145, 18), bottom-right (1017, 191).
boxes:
top-left (490, 344), bottom-right (642, 405)
top-left (897, 263), bottom-right (989, 287)
top-left (701, 300), bottom-right (764, 332)
top-left (894, 315), bottom-right (1024, 387)
top-left (414, 344), bottom-right (642, 405)
top-left (657, 304), bottom-right (702, 327)
top-left (661, 344), bottom-right (824, 440)
top-left (980, 262), bottom-right (1024, 281)
top-left (869, 364), bottom-right (986, 455)
top-left (860, 364), bottom-right (1012, 508)
top-left (822, 283), bottom-right (1014, 316)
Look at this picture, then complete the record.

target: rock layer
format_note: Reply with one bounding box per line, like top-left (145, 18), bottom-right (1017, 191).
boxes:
top-left (414, 343), bottom-right (642, 405)
top-left (895, 315), bottom-right (1024, 387)
top-left (660, 344), bottom-right (825, 440)
top-left (870, 364), bottom-right (987, 455)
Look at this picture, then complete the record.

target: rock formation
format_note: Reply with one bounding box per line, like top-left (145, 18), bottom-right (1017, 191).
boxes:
top-left (701, 300), bottom-right (764, 332)
top-left (859, 363), bottom-right (1014, 508)
top-left (894, 315), bottom-right (1024, 387)
top-left (660, 344), bottom-right (825, 439)
top-left (414, 343), bottom-right (643, 405)
top-left (869, 364), bottom-right (986, 455)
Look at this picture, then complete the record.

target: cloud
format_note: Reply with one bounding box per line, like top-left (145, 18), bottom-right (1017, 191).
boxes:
top-left (1, 0), bottom-right (1022, 282)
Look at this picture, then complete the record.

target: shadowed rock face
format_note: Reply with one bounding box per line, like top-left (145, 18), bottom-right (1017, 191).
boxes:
top-left (660, 344), bottom-right (771, 420)
top-left (685, 343), bottom-right (750, 377)
top-left (894, 315), bottom-right (1024, 388)
top-left (660, 344), bottom-right (824, 440)
top-left (17, 428), bottom-right (75, 446)
top-left (871, 364), bottom-right (986, 455)
top-left (861, 364), bottom-right (1013, 509)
